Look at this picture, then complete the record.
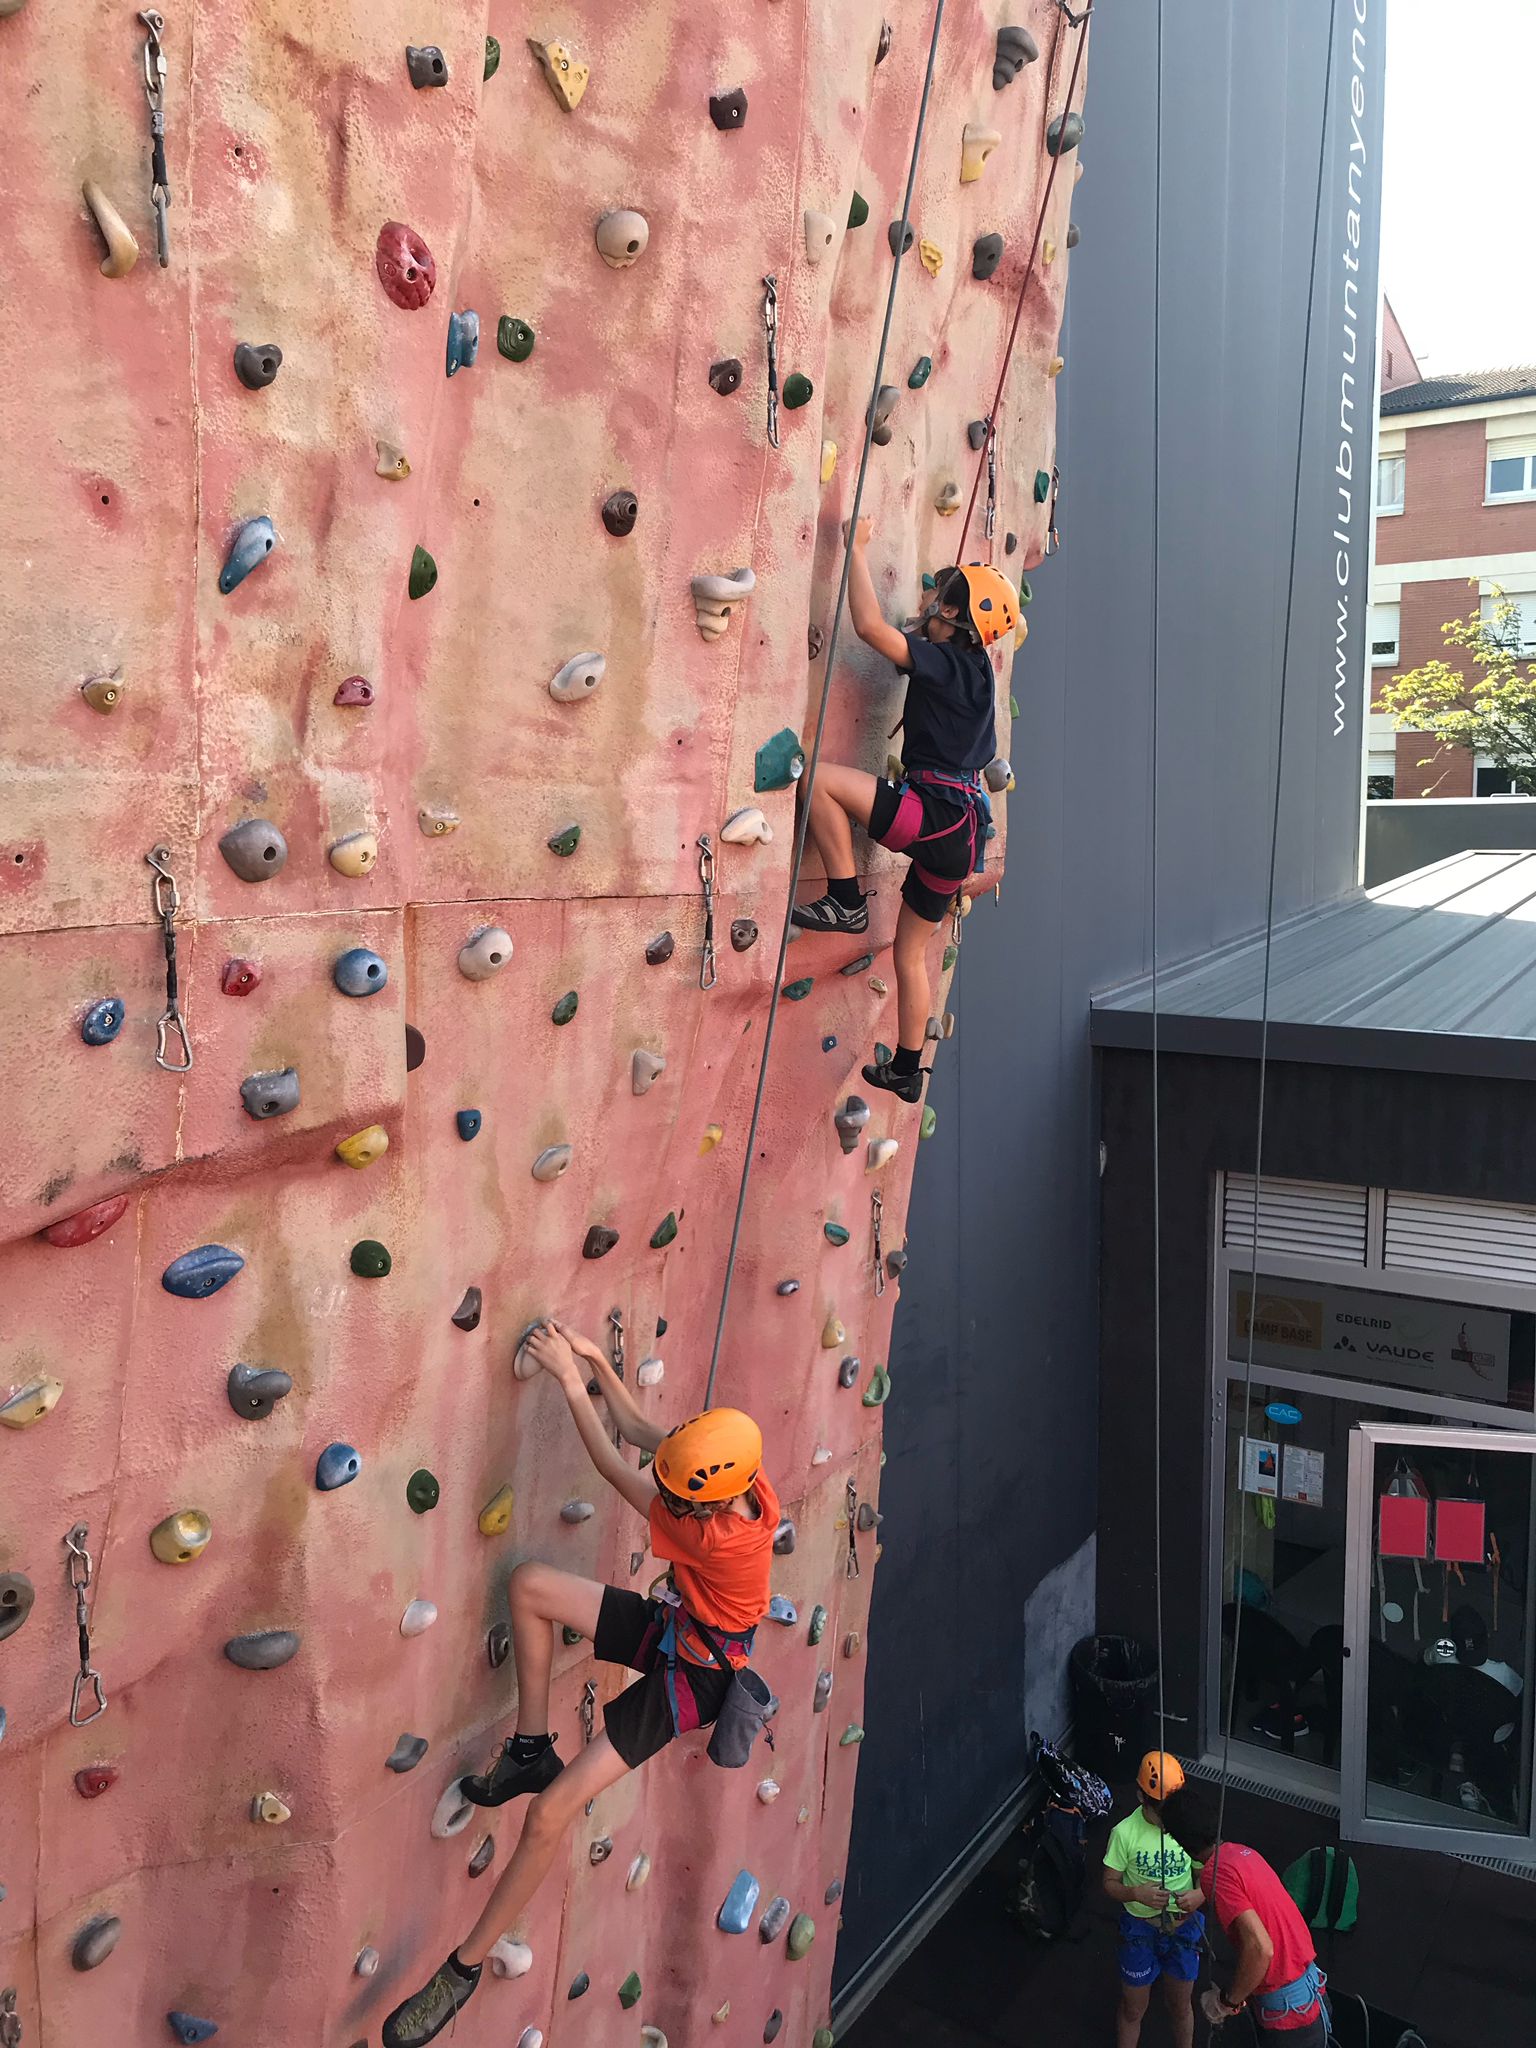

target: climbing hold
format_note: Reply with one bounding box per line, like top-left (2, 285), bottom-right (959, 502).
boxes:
top-left (162, 1245), bottom-right (243, 1300)
top-left (518, 2035), bottom-right (546, 2048)
top-left (807, 1605), bottom-right (828, 1645)
top-left (645, 932), bottom-right (675, 966)
top-left (562, 1625), bottom-right (582, 1645)
top-left (863, 1363), bottom-right (892, 1406)
top-left (0, 1373), bottom-right (61, 1432)
top-left (767, 1595), bottom-right (798, 1629)
top-left (583, 1225), bottom-right (619, 1260)
top-left (1048, 354), bottom-right (1065, 378)
top-left (468, 1834), bottom-right (495, 1877)
top-left (251, 1792), bottom-right (291, 1825)
top-left (773, 1517), bottom-right (796, 1557)
top-left (961, 124), bottom-right (1002, 184)
top-left (821, 1312), bottom-right (845, 1348)
top-left (351, 1239), bottom-right (391, 1278)
top-left (756, 1778), bottom-right (780, 1804)
top-left (627, 1853), bottom-right (652, 1890)
top-left (718, 1870), bottom-right (761, 1934)
top-left (0, 1572), bottom-right (34, 1649)
top-left (1033, 467), bottom-right (1052, 503)
top-left (82, 181), bottom-right (138, 276)
top-left (218, 818), bottom-right (289, 884)
top-left (80, 666), bottom-right (124, 712)
top-left (868, 385), bottom-right (898, 445)
top-left (489, 1938), bottom-right (533, 1979)
top-left (568, 1974), bottom-right (590, 2000)
top-left (820, 442), bottom-right (838, 483)
top-left (331, 949), bottom-right (388, 1002)
top-left (227, 1364), bottom-right (291, 1419)
top-left (80, 996), bottom-right (125, 1045)
top-left (994, 24), bottom-right (1039, 87)
top-left (551, 990), bottom-right (579, 1025)
top-left (483, 35), bottom-right (500, 80)
top-left (224, 1630), bottom-right (299, 1671)
top-left (838, 1727), bottom-right (865, 1751)
top-left (74, 1766), bottom-right (117, 1798)
top-left (1047, 109), bottom-right (1085, 156)
top-left (921, 1104), bottom-right (938, 1139)
top-left (333, 674), bottom-right (374, 708)
top-left (406, 1469), bottom-right (440, 1513)
top-left (805, 210), bottom-right (836, 262)
top-left (400, 1599), bottom-right (438, 1637)
top-left (457, 1109), bottom-right (482, 1142)
top-left (700, 1125), bottom-right (724, 1154)
top-left (709, 358), bottom-right (744, 396)
top-left (431, 1779), bottom-right (474, 1840)
top-left (619, 1970), bottom-right (643, 2009)
top-left (458, 926), bottom-right (513, 980)
top-left (446, 310), bottom-right (479, 376)
top-left (783, 372), bottom-right (814, 410)
top-left (354, 1948), bottom-right (381, 1979)
top-left (595, 210), bottom-right (649, 268)
top-left (813, 1671), bottom-right (833, 1713)
top-left (408, 544), bottom-right (437, 598)
top-left (887, 1247), bottom-right (909, 1278)
top-left (692, 567), bottom-right (756, 640)
top-left (904, 354), bottom-right (934, 391)
top-left (848, 191), bottom-right (869, 229)
top-left (1067, 220), bottom-right (1081, 249)
top-left (721, 805), bottom-right (772, 845)
top-left (513, 1320), bottom-right (549, 1378)
top-left (972, 233), bottom-right (1004, 280)
top-left (495, 316), bottom-right (537, 368)
top-left (376, 222), bottom-right (436, 309)
top-left (547, 821), bottom-right (582, 859)
top-left (560, 1499), bottom-right (595, 1526)
top-left (598, 488), bottom-right (639, 541)
top-left (918, 238), bottom-right (943, 276)
top-left (764, 2014), bottom-right (784, 2044)
top-left (834, 1097), bottom-right (870, 1153)
top-left (759, 1897), bottom-right (790, 1944)
top-left (328, 831), bottom-right (377, 877)
top-left (965, 418), bottom-right (991, 453)
top-left (776, 1279), bottom-right (800, 1297)
top-left (825, 1877), bottom-right (844, 1903)
top-left (488, 1622), bottom-right (511, 1668)
top-left (239, 1068), bottom-right (300, 1121)
top-left (867, 1137), bottom-right (899, 1171)
top-left (984, 756), bottom-right (1014, 794)
top-left (528, 36), bottom-right (589, 109)
top-left (941, 943), bottom-right (958, 972)
top-left (934, 481), bottom-right (961, 517)
top-left (531, 1144), bottom-right (573, 1182)
top-left (843, 1631), bottom-right (864, 1658)
top-left (709, 85), bottom-right (748, 129)
top-left (838, 1354), bottom-right (860, 1389)
top-left (787, 1913), bottom-right (817, 1957)
top-left (650, 1211), bottom-right (679, 1251)
top-left (478, 1486), bottom-right (514, 1536)
top-left (452, 1286), bottom-right (482, 1332)
top-left (782, 976), bottom-right (813, 1001)
top-left (150, 1509), bottom-right (211, 1565)
top-left (409, 1017), bottom-right (428, 1063)
top-left (814, 2034), bottom-right (836, 2048)
top-left (335, 1124), bottom-right (388, 1169)
top-left (386, 1733), bottom-right (429, 1773)
top-left (72, 1916), bottom-right (123, 1971)
top-left (233, 341), bottom-right (282, 390)
top-left (754, 728), bottom-right (805, 793)
top-left (888, 221), bottom-right (914, 257)
top-left (376, 441), bottom-right (411, 480)
top-left (824, 1223), bottom-right (850, 1247)
top-left (218, 515), bottom-right (278, 594)
top-left (405, 44), bottom-right (448, 87)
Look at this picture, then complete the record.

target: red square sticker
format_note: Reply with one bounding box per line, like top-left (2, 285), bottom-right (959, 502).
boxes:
top-left (1378, 1493), bottom-right (1429, 1559)
top-left (1434, 1499), bottom-right (1487, 1565)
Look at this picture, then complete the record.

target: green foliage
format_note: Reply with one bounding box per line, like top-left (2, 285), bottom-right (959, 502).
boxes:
top-left (1378, 587), bottom-right (1536, 790)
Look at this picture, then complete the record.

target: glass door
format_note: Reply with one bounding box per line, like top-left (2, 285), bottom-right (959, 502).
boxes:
top-left (1342, 1423), bottom-right (1536, 1857)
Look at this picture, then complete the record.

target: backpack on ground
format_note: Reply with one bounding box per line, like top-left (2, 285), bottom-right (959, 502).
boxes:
top-left (1008, 1800), bottom-right (1089, 1941)
top-left (1282, 1844), bottom-right (1360, 1933)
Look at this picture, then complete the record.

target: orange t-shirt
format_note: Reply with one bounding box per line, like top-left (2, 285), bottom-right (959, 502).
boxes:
top-left (649, 1469), bottom-right (778, 1664)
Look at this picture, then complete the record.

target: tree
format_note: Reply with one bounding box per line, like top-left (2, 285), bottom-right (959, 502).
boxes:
top-left (1378, 586), bottom-right (1536, 794)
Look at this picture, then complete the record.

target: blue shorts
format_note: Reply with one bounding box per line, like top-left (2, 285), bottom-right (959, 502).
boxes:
top-left (1117, 1909), bottom-right (1205, 1986)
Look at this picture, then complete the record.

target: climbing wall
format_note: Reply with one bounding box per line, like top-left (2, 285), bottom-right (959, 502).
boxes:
top-left (0, 3), bottom-right (1085, 2042)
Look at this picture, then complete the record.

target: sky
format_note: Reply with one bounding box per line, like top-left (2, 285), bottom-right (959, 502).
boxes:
top-left (1379, 0), bottom-right (1536, 375)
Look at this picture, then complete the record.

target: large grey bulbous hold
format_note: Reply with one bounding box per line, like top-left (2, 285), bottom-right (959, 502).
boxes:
top-left (458, 926), bottom-right (513, 979)
top-left (632, 1049), bottom-right (666, 1096)
top-left (233, 341), bottom-right (283, 389)
top-left (240, 1068), bottom-right (300, 1119)
top-left (532, 1144), bottom-right (573, 1182)
top-left (834, 1095), bottom-right (871, 1153)
top-left (1047, 109), bottom-right (1084, 157)
top-left (548, 651), bottom-right (605, 702)
top-left (972, 233), bottom-right (1004, 281)
top-left (72, 1915), bottom-right (123, 1971)
top-left (868, 385), bottom-right (898, 446)
top-left (227, 1363), bottom-right (292, 1418)
top-left (993, 24), bottom-right (1039, 88)
top-left (219, 818), bottom-right (288, 882)
top-left (225, 1629), bottom-right (300, 1670)
top-left (984, 756), bottom-right (1013, 793)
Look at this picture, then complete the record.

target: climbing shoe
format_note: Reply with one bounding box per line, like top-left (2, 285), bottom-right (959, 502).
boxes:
top-left (862, 1056), bottom-right (926, 1104)
top-left (791, 892), bottom-right (869, 935)
top-left (460, 1737), bottom-right (564, 1808)
top-left (381, 1951), bottom-right (481, 2047)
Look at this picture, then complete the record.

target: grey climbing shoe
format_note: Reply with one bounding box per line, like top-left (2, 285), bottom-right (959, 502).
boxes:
top-left (862, 1056), bottom-right (926, 1105)
top-left (791, 893), bottom-right (869, 934)
top-left (460, 1738), bottom-right (564, 1808)
top-left (381, 1952), bottom-right (481, 2047)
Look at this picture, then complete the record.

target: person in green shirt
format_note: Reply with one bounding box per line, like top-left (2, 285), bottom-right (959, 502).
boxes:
top-left (1102, 1752), bottom-right (1206, 2048)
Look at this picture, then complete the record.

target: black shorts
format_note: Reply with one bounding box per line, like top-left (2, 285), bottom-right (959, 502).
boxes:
top-left (593, 1587), bottom-right (734, 1769)
top-left (868, 776), bottom-right (977, 922)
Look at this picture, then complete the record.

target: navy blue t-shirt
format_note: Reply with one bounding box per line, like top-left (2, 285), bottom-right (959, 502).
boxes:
top-left (898, 630), bottom-right (997, 774)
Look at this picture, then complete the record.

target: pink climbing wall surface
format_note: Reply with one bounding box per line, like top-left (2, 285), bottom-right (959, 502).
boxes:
top-left (0, 2), bottom-right (1085, 2043)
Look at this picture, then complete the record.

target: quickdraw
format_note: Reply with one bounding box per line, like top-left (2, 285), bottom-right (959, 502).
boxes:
top-left (580, 1678), bottom-right (598, 1814)
top-left (871, 1190), bottom-right (886, 1298)
top-left (762, 275), bottom-right (781, 451)
top-left (147, 845), bottom-right (192, 1071)
top-left (844, 1478), bottom-right (861, 1580)
top-left (138, 10), bottom-right (171, 267)
top-left (1044, 462), bottom-right (1062, 556)
top-left (697, 834), bottom-right (718, 991)
top-left (0, 1988), bottom-right (20, 2048)
top-left (984, 419), bottom-right (998, 542)
top-left (66, 1523), bottom-right (108, 1727)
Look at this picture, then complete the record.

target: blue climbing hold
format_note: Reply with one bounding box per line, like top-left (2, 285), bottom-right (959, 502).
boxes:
top-left (162, 1245), bottom-right (244, 1299)
top-left (456, 1109), bottom-right (482, 1141)
top-left (767, 1595), bottom-right (798, 1626)
top-left (822, 1036), bottom-right (838, 1052)
top-left (167, 2016), bottom-right (219, 2043)
top-left (446, 310), bottom-right (480, 376)
top-left (218, 515), bottom-right (278, 594)
top-left (333, 947), bottom-right (389, 996)
top-left (718, 1869), bottom-right (761, 1934)
top-left (315, 1443), bottom-right (361, 1491)
top-left (81, 997), bottom-right (125, 1045)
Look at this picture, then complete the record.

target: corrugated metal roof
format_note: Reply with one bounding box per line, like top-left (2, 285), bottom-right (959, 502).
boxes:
top-left (1380, 367), bottom-right (1536, 416)
top-left (1091, 849), bottom-right (1536, 1079)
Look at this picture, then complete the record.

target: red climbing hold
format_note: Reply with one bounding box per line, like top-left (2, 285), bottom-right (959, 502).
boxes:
top-left (333, 675), bottom-right (375, 707)
top-left (74, 1766), bottom-right (119, 1798)
top-left (42, 1194), bottom-right (129, 1248)
top-left (221, 957), bottom-right (262, 996)
top-left (375, 221), bottom-right (437, 310)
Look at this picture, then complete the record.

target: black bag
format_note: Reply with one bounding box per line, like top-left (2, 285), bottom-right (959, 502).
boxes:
top-left (693, 1618), bottom-right (775, 1769)
top-left (1009, 1802), bottom-right (1088, 1941)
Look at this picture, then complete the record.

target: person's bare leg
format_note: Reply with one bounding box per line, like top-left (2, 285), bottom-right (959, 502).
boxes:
top-left (804, 763), bottom-right (879, 882)
top-left (506, 1562), bottom-right (605, 1737)
top-left (893, 902), bottom-right (937, 1051)
top-left (1115, 1982), bottom-right (1150, 2048)
top-left (458, 1735), bottom-right (632, 1962)
top-left (1162, 1974), bottom-right (1194, 2048)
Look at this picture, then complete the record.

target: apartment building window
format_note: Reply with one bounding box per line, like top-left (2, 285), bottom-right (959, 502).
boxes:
top-left (1487, 445), bottom-right (1536, 503)
top-left (1369, 600), bottom-right (1400, 666)
top-left (1376, 454), bottom-right (1405, 514)
top-left (1479, 591), bottom-right (1536, 655)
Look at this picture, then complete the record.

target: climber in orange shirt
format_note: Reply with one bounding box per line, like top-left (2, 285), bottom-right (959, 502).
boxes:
top-left (382, 1321), bottom-right (778, 2048)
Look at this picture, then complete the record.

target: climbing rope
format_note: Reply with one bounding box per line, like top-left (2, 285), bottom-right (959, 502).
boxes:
top-left (1150, 0), bottom-right (1169, 1899)
top-left (704, 0), bottom-right (950, 1404)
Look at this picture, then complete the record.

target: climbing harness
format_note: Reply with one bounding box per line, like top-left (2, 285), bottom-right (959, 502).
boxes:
top-left (697, 835), bottom-right (718, 991)
top-left (871, 1190), bottom-right (886, 1297)
top-left (844, 1479), bottom-right (860, 1580)
top-left (65, 1523), bottom-right (107, 1727)
top-left (762, 276), bottom-right (781, 451)
top-left (138, 11), bottom-right (170, 268)
top-left (147, 845), bottom-right (192, 1071)
top-left (0, 1989), bottom-right (19, 2048)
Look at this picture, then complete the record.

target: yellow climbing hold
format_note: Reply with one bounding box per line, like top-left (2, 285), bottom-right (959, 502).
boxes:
top-left (869, 977), bottom-right (888, 997)
top-left (1048, 355), bottom-right (1065, 378)
top-left (478, 1485), bottom-right (515, 1537)
top-left (1042, 237), bottom-right (1057, 264)
top-left (82, 181), bottom-right (139, 278)
top-left (0, 1375), bottom-right (64, 1429)
top-left (251, 1792), bottom-right (291, 1824)
top-left (336, 1125), bottom-right (389, 1170)
top-left (918, 238), bottom-right (943, 276)
top-left (820, 441), bottom-right (838, 484)
top-left (528, 37), bottom-right (589, 110)
top-left (149, 1508), bottom-right (212, 1565)
top-left (1015, 616), bottom-right (1029, 649)
top-left (935, 481), bottom-right (960, 516)
top-left (960, 124), bottom-right (1001, 184)
top-left (700, 1123), bottom-right (724, 1155)
top-left (328, 831), bottom-right (378, 877)
top-left (821, 1312), bottom-right (845, 1349)
top-left (712, 2005), bottom-right (731, 2024)
top-left (376, 441), bottom-right (411, 481)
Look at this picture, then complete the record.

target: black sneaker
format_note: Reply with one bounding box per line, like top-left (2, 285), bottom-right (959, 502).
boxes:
top-left (791, 892), bottom-right (869, 935)
top-left (862, 1057), bottom-right (925, 1105)
top-left (381, 1952), bottom-right (481, 2048)
top-left (460, 1738), bottom-right (564, 1808)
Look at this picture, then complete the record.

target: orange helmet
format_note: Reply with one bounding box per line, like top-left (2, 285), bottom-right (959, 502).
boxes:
top-left (654, 1408), bottom-right (763, 1501)
top-left (1137, 1751), bottom-right (1185, 1800)
top-left (952, 562), bottom-right (1020, 648)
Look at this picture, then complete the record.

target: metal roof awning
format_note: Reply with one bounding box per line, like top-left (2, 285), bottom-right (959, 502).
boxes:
top-left (1091, 849), bottom-right (1536, 1081)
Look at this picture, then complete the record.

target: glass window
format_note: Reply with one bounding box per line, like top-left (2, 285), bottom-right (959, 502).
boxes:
top-left (1369, 600), bottom-right (1400, 665)
top-left (1376, 454), bottom-right (1405, 512)
top-left (1488, 452), bottom-right (1535, 499)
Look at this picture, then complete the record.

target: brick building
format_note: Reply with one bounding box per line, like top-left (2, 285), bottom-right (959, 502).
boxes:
top-left (1368, 310), bottom-right (1536, 797)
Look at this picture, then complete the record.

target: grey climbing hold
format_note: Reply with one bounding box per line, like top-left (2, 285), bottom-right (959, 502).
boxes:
top-left (224, 1629), bottom-right (299, 1670)
top-left (490, 1939), bottom-right (534, 1979)
top-left (497, 315), bottom-right (535, 360)
top-left (219, 515), bottom-right (279, 596)
top-left (595, 210), bottom-right (649, 267)
top-left (227, 1364), bottom-right (292, 1419)
top-left (718, 1869), bottom-right (761, 1934)
top-left (813, 1671), bottom-right (833, 1712)
top-left (452, 1287), bottom-right (482, 1332)
top-left (233, 342), bottom-right (282, 389)
top-left (468, 1834), bottom-right (495, 1876)
top-left (868, 385), bottom-right (898, 446)
top-left (532, 1144), bottom-right (573, 1182)
top-left (972, 233), bottom-right (1004, 281)
top-left (835, 1097), bottom-right (871, 1153)
top-left (856, 1502), bottom-right (881, 1532)
top-left (487, 1621), bottom-right (511, 1668)
top-left (767, 1594), bottom-right (798, 1626)
top-left (773, 1516), bottom-right (796, 1556)
top-left (400, 1599), bottom-right (437, 1637)
top-left (81, 997), bottom-right (125, 1045)
top-left (0, 1573), bottom-right (34, 1643)
top-left (1047, 109), bottom-right (1084, 156)
top-left (458, 925), bottom-right (513, 979)
top-left (547, 822), bottom-right (582, 857)
top-left (1067, 221), bottom-right (1081, 249)
top-left (776, 1279), bottom-right (800, 1296)
top-left (839, 1725), bottom-right (865, 1748)
top-left (446, 310), bottom-right (480, 376)
top-left (632, 1049), bottom-right (666, 1095)
top-left (333, 946), bottom-right (387, 995)
top-left (710, 86), bottom-right (747, 128)
top-left (693, 568), bottom-right (757, 640)
top-left (355, 1947), bottom-right (381, 1977)
top-left (601, 490), bottom-right (638, 538)
top-left (887, 1247), bottom-right (908, 1277)
top-left (731, 918), bottom-right (758, 952)
top-left (219, 818), bottom-right (288, 882)
top-left (583, 1224), bottom-right (619, 1259)
top-left (240, 1068), bottom-right (300, 1120)
top-left (908, 355), bottom-right (932, 388)
top-left (994, 24), bottom-right (1039, 87)
top-left (162, 1245), bottom-right (244, 1299)
top-left (589, 1835), bottom-right (613, 1865)
top-left (984, 756), bottom-right (1013, 793)
top-left (431, 1778), bottom-right (474, 1839)
top-left (787, 1913), bottom-right (816, 1958)
top-left (71, 1916), bottom-right (122, 1972)
top-left (807, 1604), bottom-right (828, 1646)
top-left (386, 1733), bottom-right (429, 1773)
top-left (709, 357), bottom-right (743, 395)
top-left (315, 1443), bottom-right (360, 1491)
top-left (627, 1852), bottom-right (652, 1890)
top-left (406, 44), bottom-right (449, 87)
top-left (968, 418), bottom-right (990, 451)
top-left (887, 220), bottom-right (914, 257)
top-left (560, 1500), bottom-right (595, 1523)
top-left (759, 1896), bottom-right (791, 1944)
top-left (645, 931), bottom-right (675, 964)
top-left (825, 1877), bottom-right (844, 1903)
top-left (567, 1973), bottom-right (590, 2000)
top-left (551, 990), bottom-right (579, 1025)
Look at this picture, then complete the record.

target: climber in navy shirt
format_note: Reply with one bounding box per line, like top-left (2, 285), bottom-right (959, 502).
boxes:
top-left (792, 516), bottom-right (1018, 1101)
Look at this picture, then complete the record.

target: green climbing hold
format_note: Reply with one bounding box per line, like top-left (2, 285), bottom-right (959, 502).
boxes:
top-left (921, 1105), bottom-right (937, 1139)
top-left (483, 35), bottom-right (500, 80)
top-left (921, 571), bottom-right (937, 591)
top-left (350, 1240), bottom-right (391, 1278)
top-left (782, 977), bottom-right (814, 1002)
top-left (562, 1625), bottom-right (582, 1645)
top-left (1019, 578), bottom-right (1033, 604)
top-left (848, 191), bottom-right (869, 229)
top-left (552, 991), bottom-right (579, 1026)
top-left (783, 372), bottom-right (814, 410)
top-left (862, 1364), bottom-right (891, 1407)
top-left (1033, 469), bottom-right (1051, 503)
top-left (618, 1973), bottom-right (642, 2010)
top-left (874, 1041), bottom-right (893, 1066)
top-left (941, 946), bottom-right (957, 972)
top-left (814, 2034), bottom-right (836, 2048)
top-left (1009, 694), bottom-right (1020, 718)
top-left (808, 1605), bottom-right (828, 1644)
top-left (908, 355), bottom-right (932, 388)
top-left (824, 1223), bottom-right (850, 1247)
top-left (406, 1468), bottom-right (440, 1514)
top-left (497, 315), bottom-right (535, 361)
top-left (409, 544), bottom-right (437, 598)
top-left (754, 727), bottom-right (805, 793)
top-left (547, 822), bottom-right (581, 857)
top-left (787, 1913), bottom-right (816, 1959)
top-left (650, 1212), bottom-right (678, 1250)
top-left (839, 1726), bottom-right (865, 1748)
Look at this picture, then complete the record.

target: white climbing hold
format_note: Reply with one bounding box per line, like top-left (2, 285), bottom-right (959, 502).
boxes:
top-left (756, 1778), bottom-right (781, 1804)
top-left (458, 925), bottom-right (514, 980)
top-left (518, 2031), bottom-right (546, 2048)
top-left (250, 1792), bottom-right (291, 1824)
top-left (548, 651), bottom-right (606, 703)
top-left (595, 209), bottom-right (649, 268)
top-left (355, 1947), bottom-right (380, 1977)
top-left (812, 1445), bottom-right (833, 1464)
top-left (0, 1376), bottom-right (63, 1429)
top-left (400, 1599), bottom-right (438, 1637)
top-left (640, 2031), bottom-right (668, 2048)
top-left (636, 1356), bottom-right (665, 1388)
top-left (560, 1500), bottom-right (595, 1523)
top-left (804, 209), bottom-right (836, 263)
top-left (627, 1852), bottom-right (652, 1891)
top-left (866, 1137), bottom-right (899, 1171)
top-left (713, 2006), bottom-right (731, 2025)
top-left (631, 1048), bottom-right (667, 1096)
top-left (721, 806), bottom-right (773, 846)
top-left (489, 1937), bottom-right (534, 1980)
top-left (418, 806), bottom-right (460, 835)
top-left (690, 566), bottom-right (756, 640)
top-left (430, 1778), bottom-right (475, 1839)
top-left (532, 1145), bottom-right (573, 1182)
top-left (961, 123), bottom-right (1002, 183)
